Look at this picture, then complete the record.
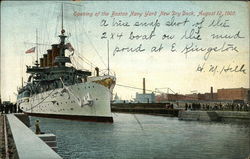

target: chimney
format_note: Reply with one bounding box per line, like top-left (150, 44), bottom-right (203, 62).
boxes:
top-left (143, 78), bottom-right (146, 94)
top-left (211, 86), bottom-right (213, 100)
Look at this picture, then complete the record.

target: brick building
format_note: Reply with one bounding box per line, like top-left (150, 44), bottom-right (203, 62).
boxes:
top-left (156, 93), bottom-right (192, 101)
top-left (217, 88), bottom-right (250, 102)
top-left (156, 88), bottom-right (249, 103)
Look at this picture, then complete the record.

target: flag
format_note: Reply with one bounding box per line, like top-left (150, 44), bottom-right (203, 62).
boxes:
top-left (25, 47), bottom-right (36, 53)
top-left (66, 43), bottom-right (74, 52)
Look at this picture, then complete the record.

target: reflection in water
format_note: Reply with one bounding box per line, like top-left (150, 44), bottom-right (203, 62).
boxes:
top-left (30, 113), bottom-right (250, 159)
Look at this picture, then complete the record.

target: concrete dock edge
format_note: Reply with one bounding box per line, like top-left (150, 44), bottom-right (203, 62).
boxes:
top-left (7, 114), bottom-right (62, 159)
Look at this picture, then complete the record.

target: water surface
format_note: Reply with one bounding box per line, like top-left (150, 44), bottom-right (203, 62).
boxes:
top-left (30, 113), bottom-right (250, 159)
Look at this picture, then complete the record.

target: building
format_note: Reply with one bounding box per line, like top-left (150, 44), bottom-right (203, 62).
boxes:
top-left (156, 87), bottom-right (250, 103)
top-left (135, 92), bottom-right (156, 103)
top-left (217, 88), bottom-right (250, 102)
top-left (112, 93), bottom-right (133, 104)
top-left (156, 93), bottom-right (193, 101)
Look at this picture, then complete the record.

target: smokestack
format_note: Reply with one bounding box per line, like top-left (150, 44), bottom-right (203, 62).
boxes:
top-left (143, 78), bottom-right (145, 94)
top-left (43, 54), bottom-right (48, 67)
top-left (211, 86), bottom-right (213, 100)
top-left (40, 58), bottom-right (44, 67)
top-left (95, 67), bottom-right (99, 76)
top-left (51, 44), bottom-right (59, 66)
top-left (47, 49), bottom-right (52, 67)
top-left (21, 77), bottom-right (23, 87)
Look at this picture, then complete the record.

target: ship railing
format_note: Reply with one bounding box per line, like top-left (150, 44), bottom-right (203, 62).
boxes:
top-left (98, 69), bottom-right (116, 77)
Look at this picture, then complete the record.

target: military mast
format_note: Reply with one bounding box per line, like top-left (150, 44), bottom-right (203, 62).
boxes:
top-left (54, 2), bottom-right (71, 67)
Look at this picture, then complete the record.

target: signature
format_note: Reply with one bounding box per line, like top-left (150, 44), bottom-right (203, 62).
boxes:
top-left (196, 63), bottom-right (246, 75)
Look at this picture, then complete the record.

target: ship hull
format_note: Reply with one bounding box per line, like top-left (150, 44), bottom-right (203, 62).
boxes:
top-left (25, 112), bottom-right (113, 122)
top-left (17, 81), bottom-right (114, 122)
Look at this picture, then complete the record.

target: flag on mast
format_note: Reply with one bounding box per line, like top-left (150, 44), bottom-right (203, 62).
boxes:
top-left (25, 47), bottom-right (36, 53)
top-left (66, 43), bottom-right (74, 52)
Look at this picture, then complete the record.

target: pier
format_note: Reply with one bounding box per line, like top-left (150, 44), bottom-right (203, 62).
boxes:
top-left (0, 114), bottom-right (62, 159)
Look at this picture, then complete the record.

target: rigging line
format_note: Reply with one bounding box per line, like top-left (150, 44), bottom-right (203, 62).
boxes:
top-left (72, 5), bottom-right (79, 51)
top-left (27, 89), bottom-right (56, 111)
top-left (55, 4), bottom-right (60, 38)
top-left (45, 5), bottom-right (52, 46)
top-left (74, 56), bottom-right (85, 69)
top-left (71, 56), bottom-right (82, 69)
top-left (81, 27), bottom-right (107, 68)
top-left (41, 6), bottom-right (46, 54)
top-left (73, 56), bottom-right (83, 69)
top-left (73, 12), bottom-right (81, 59)
top-left (116, 83), bottom-right (192, 99)
top-left (52, 3), bottom-right (57, 37)
top-left (59, 78), bottom-right (83, 107)
top-left (116, 84), bottom-right (155, 93)
top-left (70, 56), bottom-right (77, 69)
top-left (71, 58), bottom-right (78, 69)
top-left (43, 25), bottom-right (47, 52)
top-left (75, 51), bottom-right (98, 68)
top-left (53, 1), bottom-right (85, 7)
top-left (77, 54), bottom-right (97, 67)
top-left (112, 112), bottom-right (118, 117)
top-left (133, 114), bottom-right (144, 131)
top-left (75, 53), bottom-right (98, 68)
top-left (76, 55), bottom-right (97, 68)
top-left (74, 55), bottom-right (90, 65)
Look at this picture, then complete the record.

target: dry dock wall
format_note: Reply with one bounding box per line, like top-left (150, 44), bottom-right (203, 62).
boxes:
top-left (14, 113), bottom-right (30, 127)
top-left (216, 111), bottom-right (250, 123)
top-left (7, 114), bottom-right (62, 159)
top-left (178, 111), bottom-right (220, 121)
top-left (178, 111), bottom-right (250, 122)
top-left (111, 103), bottom-right (179, 116)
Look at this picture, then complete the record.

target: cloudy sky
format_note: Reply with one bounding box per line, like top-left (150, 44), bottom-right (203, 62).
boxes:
top-left (1, 1), bottom-right (249, 101)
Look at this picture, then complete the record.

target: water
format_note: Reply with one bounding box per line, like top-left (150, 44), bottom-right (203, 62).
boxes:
top-left (30, 113), bottom-right (250, 159)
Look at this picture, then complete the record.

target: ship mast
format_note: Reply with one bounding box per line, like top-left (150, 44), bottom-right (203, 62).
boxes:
top-left (54, 2), bottom-right (71, 67)
top-left (61, 3), bottom-right (64, 32)
top-left (35, 29), bottom-right (38, 66)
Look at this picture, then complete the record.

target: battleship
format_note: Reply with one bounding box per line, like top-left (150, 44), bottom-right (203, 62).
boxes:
top-left (16, 5), bottom-right (115, 122)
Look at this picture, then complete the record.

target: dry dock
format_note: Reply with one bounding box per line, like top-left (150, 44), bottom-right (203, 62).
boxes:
top-left (111, 103), bottom-right (179, 116)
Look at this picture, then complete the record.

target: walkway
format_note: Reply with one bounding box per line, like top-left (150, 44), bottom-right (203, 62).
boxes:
top-left (0, 115), bottom-right (4, 159)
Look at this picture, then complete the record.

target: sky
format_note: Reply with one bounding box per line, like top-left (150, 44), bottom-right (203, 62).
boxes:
top-left (1, 1), bottom-right (249, 101)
